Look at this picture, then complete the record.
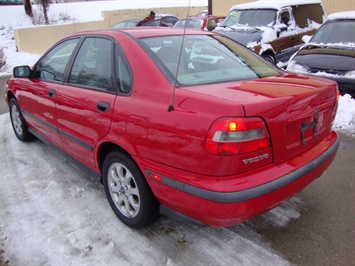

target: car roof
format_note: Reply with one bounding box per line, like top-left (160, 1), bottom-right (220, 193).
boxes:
top-left (231, 0), bottom-right (322, 10)
top-left (327, 11), bottom-right (355, 21)
top-left (187, 15), bottom-right (225, 20)
top-left (71, 27), bottom-right (215, 39)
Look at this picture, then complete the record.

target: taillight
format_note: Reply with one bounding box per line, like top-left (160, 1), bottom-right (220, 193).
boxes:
top-left (205, 117), bottom-right (270, 155)
top-left (336, 89), bottom-right (340, 101)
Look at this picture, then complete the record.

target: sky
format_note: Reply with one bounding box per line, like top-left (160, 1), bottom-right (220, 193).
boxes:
top-left (0, 1), bottom-right (354, 265)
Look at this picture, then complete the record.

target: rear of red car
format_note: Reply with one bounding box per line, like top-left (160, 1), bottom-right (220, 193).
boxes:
top-left (134, 73), bottom-right (339, 226)
top-left (99, 29), bottom-right (340, 227)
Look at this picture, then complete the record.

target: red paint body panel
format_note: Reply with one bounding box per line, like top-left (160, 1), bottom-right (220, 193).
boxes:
top-left (13, 79), bottom-right (63, 146)
top-left (138, 131), bottom-right (338, 226)
top-left (55, 84), bottom-right (116, 170)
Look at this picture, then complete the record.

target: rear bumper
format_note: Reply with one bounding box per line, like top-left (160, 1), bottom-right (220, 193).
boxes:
top-left (138, 131), bottom-right (339, 226)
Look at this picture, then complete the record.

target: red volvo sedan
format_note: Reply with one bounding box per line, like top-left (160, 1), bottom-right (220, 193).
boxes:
top-left (5, 28), bottom-right (339, 228)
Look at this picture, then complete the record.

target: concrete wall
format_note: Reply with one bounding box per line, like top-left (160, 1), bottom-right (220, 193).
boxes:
top-left (14, 20), bottom-right (108, 54)
top-left (14, 6), bottom-right (205, 55)
top-left (103, 7), bottom-right (204, 27)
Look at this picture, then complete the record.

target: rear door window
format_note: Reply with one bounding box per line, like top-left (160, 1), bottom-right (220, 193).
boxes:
top-left (292, 4), bottom-right (324, 28)
top-left (69, 37), bottom-right (113, 91)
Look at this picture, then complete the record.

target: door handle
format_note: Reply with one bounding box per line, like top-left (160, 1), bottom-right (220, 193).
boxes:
top-left (97, 101), bottom-right (110, 112)
top-left (48, 88), bottom-right (56, 97)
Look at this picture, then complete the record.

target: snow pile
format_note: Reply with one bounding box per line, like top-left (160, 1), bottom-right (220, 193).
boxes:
top-left (334, 94), bottom-right (355, 133)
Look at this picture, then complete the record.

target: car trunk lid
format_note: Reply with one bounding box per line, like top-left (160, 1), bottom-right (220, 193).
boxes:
top-left (187, 73), bottom-right (338, 165)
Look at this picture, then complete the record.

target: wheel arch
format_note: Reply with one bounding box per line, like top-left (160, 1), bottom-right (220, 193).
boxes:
top-left (5, 89), bottom-right (16, 105)
top-left (258, 43), bottom-right (276, 64)
top-left (97, 142), bottom-right (137, 181)
top-left (261, 49), bottom-right (275, 58)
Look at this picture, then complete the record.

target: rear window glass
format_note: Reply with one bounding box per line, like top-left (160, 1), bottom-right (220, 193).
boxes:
top-left (292, 4), bottom-right (324, 28)
top-left (140, 35), bottom-right (281, 86)
top-left (174, 19), bottom-right (204, 29)
top-left (311, 20), bottom-right (355, 44)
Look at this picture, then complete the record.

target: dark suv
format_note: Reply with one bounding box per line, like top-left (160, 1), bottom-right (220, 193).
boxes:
top-left (287, 11), bottom-right (355, 97)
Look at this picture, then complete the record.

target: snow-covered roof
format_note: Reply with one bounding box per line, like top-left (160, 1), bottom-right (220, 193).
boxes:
top-left (231, 0), bottom-right (323, 11)
top-left (327, 11), bottom-right (355, 21)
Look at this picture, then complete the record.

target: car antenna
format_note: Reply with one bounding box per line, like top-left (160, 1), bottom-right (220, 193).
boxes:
top-left (167, 0), bottom-right (191, 112)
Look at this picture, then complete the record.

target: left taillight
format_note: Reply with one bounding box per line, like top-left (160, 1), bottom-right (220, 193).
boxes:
top-left (205, 117), bottom-right (270, 155)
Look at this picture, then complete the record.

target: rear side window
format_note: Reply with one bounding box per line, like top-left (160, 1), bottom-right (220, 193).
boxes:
top-left (115, 46), bottom-right (133, 94)
top-left (292, 4), bottom-right (324, 28)
top-left (69, 37), bottom-right (113, 91)
top-left (36, 38), bottom-right (80, 82)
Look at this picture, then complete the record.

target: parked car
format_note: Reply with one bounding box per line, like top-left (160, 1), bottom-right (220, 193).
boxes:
top-left (214, 0), bottom-right (325, 64)
top-left (0, 45), bottom-right (6, 69)
top-left (113, 15), bottom-right (179, 28)
top-left (141, 15), bottom-right (179, 27)
top-left (0, 0), bottom-right (22, 4)
top-left (5, 28), bottom-right (339, 229)
top-left (173, 15), bottom-right (225, 31)
top-left (287, 11), bottom-right (355, 97)
top-left (194, 10), bottom-right (209, 17)
top-left (112, 18), bottom-right (141, 28)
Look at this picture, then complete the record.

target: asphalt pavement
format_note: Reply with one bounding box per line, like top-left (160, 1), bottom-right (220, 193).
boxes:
top-left (0, 74), bottom-right (10, 115)
top-left (257, 132), bottom-right (355, 265)
top-left (0, 74), bottom-right (354, 265)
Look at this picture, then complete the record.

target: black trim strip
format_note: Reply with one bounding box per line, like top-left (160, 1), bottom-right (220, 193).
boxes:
top-left (24, 110), bottom-right (57, 133)
top-left (24, 111), bottom-right (93, 151)
top-left (58, 129), bottom-right (93, 151)
top-left (146, 137), bottom-right (340, 204)
top-left (28, 127), bottom-right (101, 181)
top-left (159, 205), bottom-right (206, 226)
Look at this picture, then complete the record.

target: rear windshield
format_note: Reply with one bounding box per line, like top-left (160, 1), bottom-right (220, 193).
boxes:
top-left (221, 9), bottom-right (277, 27)
top-left (174, 19), bottom-right (204, 29)
top-left (140, 35), bottom-right (281, 86)
top-left (311, 20), bottom-right (355, 44)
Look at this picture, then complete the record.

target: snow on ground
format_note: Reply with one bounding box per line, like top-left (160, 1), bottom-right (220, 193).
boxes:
top-left (1, 111), bottom-right (299, 264)
top-left (0, 1), bottom-right (354, 264)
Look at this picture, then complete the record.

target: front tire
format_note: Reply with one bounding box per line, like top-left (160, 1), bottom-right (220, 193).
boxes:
top-left (102, 151), bottom-right (159, 228)
top-left (9, 98), bottom-right (34, 141)
top-left (262, 54), bottom-right (276, 64)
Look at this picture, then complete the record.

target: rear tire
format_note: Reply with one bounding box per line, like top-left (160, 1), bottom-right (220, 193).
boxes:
top-left (102, 151), bottom-right (159, 228)
top-left (9, 98), bottom-right (34, 141)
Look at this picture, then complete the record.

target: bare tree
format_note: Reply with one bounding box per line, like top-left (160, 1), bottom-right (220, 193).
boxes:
top-left (24, 0), bottom-right (33, 17)
top-left (38, 0), bottom-right (50, 25)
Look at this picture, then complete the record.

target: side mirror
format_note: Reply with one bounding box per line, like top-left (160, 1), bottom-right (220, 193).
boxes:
top-left (302, 35), bottom-right (312, 43)
top-left (276, 24), bottom-right (288, 38)
top-left (13, 66), bottom-right (31, 78)
top-left (279, 24), bottom-right (288, 32)
top-left (206, 24), bottom-right (216, 31)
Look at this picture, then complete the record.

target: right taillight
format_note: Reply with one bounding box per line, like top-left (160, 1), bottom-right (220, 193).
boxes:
top-left (205, 117), bottom-right (270, 155)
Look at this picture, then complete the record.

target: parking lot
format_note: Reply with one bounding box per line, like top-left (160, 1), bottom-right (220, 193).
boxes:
top-left (0, 73), bottom-right (354, 265)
